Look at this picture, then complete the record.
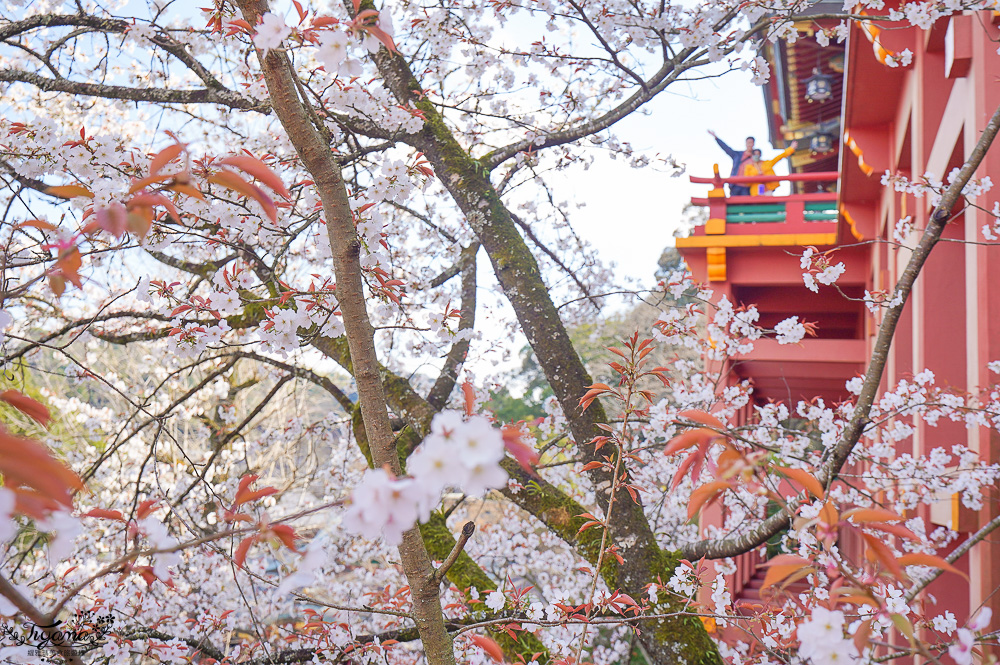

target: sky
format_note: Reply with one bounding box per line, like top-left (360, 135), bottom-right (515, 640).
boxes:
top-left (548, 68), bottom-right (772, 287)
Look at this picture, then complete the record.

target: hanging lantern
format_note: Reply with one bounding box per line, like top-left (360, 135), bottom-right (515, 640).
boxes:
top-left (803, 67), bottom-right (834, 103)
top-left (810, 131), bottom-right (835, 154)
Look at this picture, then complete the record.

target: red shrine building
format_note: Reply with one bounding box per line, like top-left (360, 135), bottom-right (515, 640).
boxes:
top-left (676, 4), bottom-right (1000, 632)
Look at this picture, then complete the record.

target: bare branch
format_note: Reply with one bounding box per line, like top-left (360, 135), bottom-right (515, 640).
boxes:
top-left (0, 68), bottom-right (268, 110)
top-left (433, 521), bottom-right (475, 585)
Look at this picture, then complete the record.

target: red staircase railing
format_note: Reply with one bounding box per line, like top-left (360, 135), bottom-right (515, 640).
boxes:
top-left (728, 547), bottom-right (764, 603)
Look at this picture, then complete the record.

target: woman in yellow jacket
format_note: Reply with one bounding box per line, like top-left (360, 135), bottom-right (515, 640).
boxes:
top-left (743, 141), bottom-right (798, 195)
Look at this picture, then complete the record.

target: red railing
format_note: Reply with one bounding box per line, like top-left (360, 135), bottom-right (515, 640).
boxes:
top-left (689, 169), bottom-right (840, 186)
top-left (681, 166), bottom-right (841, 239)
top-left (691, 166), bottom-right (839, 203)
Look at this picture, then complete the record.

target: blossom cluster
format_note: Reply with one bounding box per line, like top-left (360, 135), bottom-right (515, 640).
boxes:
top-left (796, 607), bottom-right (859, 665)
top-left (880, 168), bottom-right (993, 208)
top-left (800, 247), bottom-right (846, 293)
top-left (343, 411), bottom-right (509, 544)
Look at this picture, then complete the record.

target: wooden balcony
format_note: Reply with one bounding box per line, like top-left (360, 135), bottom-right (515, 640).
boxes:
top-left (676, 168), bottom-right (841, 280)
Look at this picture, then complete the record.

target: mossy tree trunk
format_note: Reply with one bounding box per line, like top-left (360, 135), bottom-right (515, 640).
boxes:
top-left (347, 40), bottom-right (721, 653)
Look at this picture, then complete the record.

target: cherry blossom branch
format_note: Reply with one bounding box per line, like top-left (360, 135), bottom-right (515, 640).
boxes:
top-left (49, 498), bottom-right (347, 619)
top-left (0, 68), bottom-right (266, 111)
top-left (575, 385), bottom-right (631, 664)
top-left (0, 13), bottom-right (266, 110)
top-left (171, 373), bottom-right (293, 507)
top-left (426, 242), bottom-right (478, 409)
top-left (481, 7), bottom-right (759, 169)
top-left (217, 350), bottom-right (356, 413)
top-left (904, 510), bottom-right (1000, 603)
top-left (80, 357), bottom-right (239, 483)
top-left (451, 609), bottom-right (698, 637)
top-left (509, 212), bottom-right (601, 312)
top-left (0, 576), bottom-right (85, 665)
top-left (564, 0), bottom-right (649, 92)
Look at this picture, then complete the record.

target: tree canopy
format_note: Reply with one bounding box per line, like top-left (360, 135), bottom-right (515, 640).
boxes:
top-left (1, 1), bottom-right (1000, 664)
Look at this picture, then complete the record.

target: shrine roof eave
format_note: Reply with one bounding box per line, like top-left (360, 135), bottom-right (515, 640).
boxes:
top-left (838, 22), bottom-right (908, 208)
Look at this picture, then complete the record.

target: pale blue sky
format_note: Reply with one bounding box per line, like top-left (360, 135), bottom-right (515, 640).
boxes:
top-left (550, 67), bottom-right (772, 286)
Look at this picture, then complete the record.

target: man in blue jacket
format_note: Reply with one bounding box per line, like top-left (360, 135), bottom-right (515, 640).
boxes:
top-left (708, 131), bottom-right (754, 196)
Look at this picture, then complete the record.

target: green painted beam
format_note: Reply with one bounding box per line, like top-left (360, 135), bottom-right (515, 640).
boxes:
top-left (727, 203), bottom-right (785, 213)
top-left (726, 213), bottom-right (787, 222)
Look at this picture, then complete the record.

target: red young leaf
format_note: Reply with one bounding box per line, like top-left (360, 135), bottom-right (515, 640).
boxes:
top-left (578, 383), bottom-right (614, 412)
top-left (664, 427), bottom-right (717, 456)
top-left (0, 390), bottom-right (52, 427)
top-left (687, 480), bottom-right (730, 519)
top-left (362, 24), bottom-right (397, 53)
top-left (149, 143), bottom-right (185, 176)
top-left (55, 247), bottom-right (83, 288)
top-left (269, 524), bottom-right (300, 552)
top-left (48, 275), bottom-right (67, 297)
top-left (818, 501), bottom-right (839, 527)
top-left (127, 172), bottom-right (175, 195)
top-left (235, 474), bottom-right (258, 500)
top-left (16, 219), bottom-right (58, 232)
top-left (136, 499), bottom-right (159, 519)
top-left (501, 426), bottom-right (539, 477)
top-left (165, 182), bottom-right (205, 200)
top-left (126, 208), bottom-right (154, 238)
top-left (470, 635), bottom-right (505, 663)
top-left (46, 185), bottom-right (94, 199)
top-left (862, 533), bottom-right (905, 579)
top-left (12, 487), bottom-right (65, 520)
top-left (760, 554), bottom-right (815, 593)
top-left (776, 466), bottom-right (825, 499)
top-left (218, 155), bottom-right (291, 199)
top-left (461, 381), bottom-right (476, 416)
top-left (82, 508), bottom-right (125, 521)
top-left (95, 203), bottom-right (129, 238)
top-left (0, 426), bottom-right (83, 508)
top-left (897, 553), bottom-right (968, 579)
top-left (233, 474), bottom-right (279, 508)
top-left (129, 193), bottom-right (181, 223)
top-left (234, 535), bottom-right (259, 567)
top-left (670, 452), bottom-right (699, 490)
top-left (845, 508), bottom-right (906, 524)
top-left (209, 169), bottom-right (278, 222)
top-left (861, 521), bottom-right (921, 541)
top-left (676, 409), bottom-right (724, 430)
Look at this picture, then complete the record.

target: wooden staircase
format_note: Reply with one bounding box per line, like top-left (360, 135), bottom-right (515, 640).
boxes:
top-left (735, 564), bottom-right (811, 608)
top-left (728, 549), bottom-right (811, 613)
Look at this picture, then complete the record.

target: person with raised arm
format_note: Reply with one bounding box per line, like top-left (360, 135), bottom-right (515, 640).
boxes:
top-left (743, 141), bottom-right (798, 196)
top-left (708, 130), bottom-right (754, 196)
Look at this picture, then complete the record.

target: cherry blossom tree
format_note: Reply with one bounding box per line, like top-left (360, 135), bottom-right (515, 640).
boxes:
top-left (1, 0), bottom-right (1000, 664)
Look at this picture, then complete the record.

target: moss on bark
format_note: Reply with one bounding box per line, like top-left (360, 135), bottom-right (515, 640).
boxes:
top-left (419, 513), bottom-right (551, 664)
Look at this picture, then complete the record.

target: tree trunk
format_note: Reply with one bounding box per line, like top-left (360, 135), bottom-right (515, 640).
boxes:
top-left (234, 4), bottom-right (456, 662)
top-left (368, 46), bottom-right (720, 665)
